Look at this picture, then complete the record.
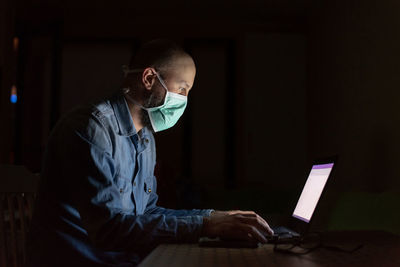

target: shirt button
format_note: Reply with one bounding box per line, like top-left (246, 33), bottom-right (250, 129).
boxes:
top-left (119, 188), bottom-right (123, 193)
top-left (144, 138), bottom-right (149, 143)
top-left (148, 188), bottom-right (151, 193)
top-left (133, 182), bottom-right (136, 186)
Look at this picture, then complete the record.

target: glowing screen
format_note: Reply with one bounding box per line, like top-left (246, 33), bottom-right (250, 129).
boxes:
top-left (292, 163), bottom-right (334, 223)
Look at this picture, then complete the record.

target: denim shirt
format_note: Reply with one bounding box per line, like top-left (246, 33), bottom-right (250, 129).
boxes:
top-left (28, 91), bottom-right (213, 266)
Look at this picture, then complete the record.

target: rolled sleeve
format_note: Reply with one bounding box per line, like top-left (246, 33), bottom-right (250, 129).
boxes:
top-left (144, 176), bottom-right (214, 217)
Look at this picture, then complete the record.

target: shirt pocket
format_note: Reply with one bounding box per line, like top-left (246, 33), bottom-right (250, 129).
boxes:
top-left (144, 176), bottom-right (153, 195)
top-left (115, 176), bottom-right (131, 193)
top-left (137, 176), bottom-right (153, 214)
top-left (114, 176), bottom-right (133, 211)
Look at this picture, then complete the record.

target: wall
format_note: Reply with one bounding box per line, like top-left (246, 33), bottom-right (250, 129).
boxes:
top-left (307, 0), bottom-right (400, 231)
top-left (0, 0), bottom-right (16, 164)
top-left (308, 0), bottom-right (400, 192)
top-left (243, 33), bottom-right (307, 189)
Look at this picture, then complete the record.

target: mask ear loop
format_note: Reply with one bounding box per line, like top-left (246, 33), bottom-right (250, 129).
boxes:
top-left (123, 66), bottom-right (164, 90)
top-left (121, 65), bottom-right (150, 110)
top-left (122, 66), bottom-right (169, 107)
top-left (154, 72), bottom-right (169, 92)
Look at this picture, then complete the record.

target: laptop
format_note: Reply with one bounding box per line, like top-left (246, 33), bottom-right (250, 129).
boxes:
top-left (267, 157), bottom-right (337, 243)
top-left (199, 157), bottom-right (337, 248)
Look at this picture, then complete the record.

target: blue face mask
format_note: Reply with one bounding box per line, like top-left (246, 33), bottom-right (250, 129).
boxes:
top-left (122, 67), bottom-right (188, 132)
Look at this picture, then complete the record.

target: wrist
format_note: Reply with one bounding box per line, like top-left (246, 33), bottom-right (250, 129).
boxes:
top-left (208, 210), bottom-right (215, 217)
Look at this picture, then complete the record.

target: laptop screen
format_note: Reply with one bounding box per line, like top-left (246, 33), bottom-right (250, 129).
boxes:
top-left (292, 163), bottom-right (334, 223)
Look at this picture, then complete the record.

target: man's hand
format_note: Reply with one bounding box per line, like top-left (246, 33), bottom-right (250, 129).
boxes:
top-left (201, 210), bottom-right (274, 244)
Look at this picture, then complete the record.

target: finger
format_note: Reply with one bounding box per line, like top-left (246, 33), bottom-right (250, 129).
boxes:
top-left (234, 225), bottom-right (255, 242)
top-left (219, 223), bottom-right (253, 242)
top-left (220, 222), bottom-right (267, 244)
top-left (248, 214), bottom-right (274, 235)
top-left (245, 225), bottom-right (268, 244)
top-left (229, 210), bottom-right (256, 216)
top-left (236, 212), bottom-right (270, 226)
top-left (256, 214), bottom-right (274, 235)
top-left (255, 214), bottom-right (274, 235)
top-left (237, 215), bottom-right (274, 236)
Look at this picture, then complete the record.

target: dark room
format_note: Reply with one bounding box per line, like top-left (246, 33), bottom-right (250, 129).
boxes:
top-left (0, 0), bottom-right (399, 266)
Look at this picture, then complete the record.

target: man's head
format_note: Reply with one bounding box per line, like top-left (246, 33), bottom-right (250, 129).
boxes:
top-left (123, 39), bottom-right (196, 131)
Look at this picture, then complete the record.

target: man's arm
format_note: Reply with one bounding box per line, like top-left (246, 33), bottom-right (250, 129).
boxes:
top-left (142, 177), bottom-right (274, 243)
top-left (72, 131), bottom-right (272, 249)
top-left (143, 176), bottom-right (214, 217)
top-left (60, 116), bottom-right (273, 250)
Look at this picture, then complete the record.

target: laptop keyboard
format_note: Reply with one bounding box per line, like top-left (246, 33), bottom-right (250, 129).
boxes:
top-left (272, 226), bottom-right (300, 236)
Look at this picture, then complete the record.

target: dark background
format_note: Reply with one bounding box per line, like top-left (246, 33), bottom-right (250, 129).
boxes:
top-left (1, 0), bottom-right (399, 234)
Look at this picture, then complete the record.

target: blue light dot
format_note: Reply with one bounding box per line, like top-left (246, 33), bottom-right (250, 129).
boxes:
top-left (10, 95), bottom-right (17, 103)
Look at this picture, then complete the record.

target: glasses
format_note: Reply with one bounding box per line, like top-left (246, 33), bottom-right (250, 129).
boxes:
top-left (273, 232), bottom-right (321, 255)
top-left (273, 232), bottom-right (363, 255)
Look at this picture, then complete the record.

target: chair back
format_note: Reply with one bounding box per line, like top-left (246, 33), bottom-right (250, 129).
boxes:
top-left (0, 165), bottom-right (39, 267)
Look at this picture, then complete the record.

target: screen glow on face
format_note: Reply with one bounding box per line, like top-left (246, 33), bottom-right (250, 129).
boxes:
top-left (292, 163), bottom-right (334, 223)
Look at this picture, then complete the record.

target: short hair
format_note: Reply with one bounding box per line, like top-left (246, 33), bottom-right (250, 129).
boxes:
top-left (129, 39), bottom-right (191, 76)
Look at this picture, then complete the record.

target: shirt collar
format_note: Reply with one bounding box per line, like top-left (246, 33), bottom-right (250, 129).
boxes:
top-left (110, 91), bottom-right (137, 136)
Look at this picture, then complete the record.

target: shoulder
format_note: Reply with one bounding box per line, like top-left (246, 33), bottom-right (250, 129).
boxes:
top-left (52, 99), bottom-right (116, 152)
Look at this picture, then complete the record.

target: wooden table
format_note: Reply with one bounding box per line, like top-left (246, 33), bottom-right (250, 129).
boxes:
top-left (139, 231), bottom-right (400, 267)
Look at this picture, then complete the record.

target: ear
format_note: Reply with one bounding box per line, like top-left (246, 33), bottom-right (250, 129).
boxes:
top-left (142, 67), bottom-right (157, 91)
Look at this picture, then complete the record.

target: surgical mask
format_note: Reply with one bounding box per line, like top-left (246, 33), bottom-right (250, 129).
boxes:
top-left (122, 66), bottom-right (188, 132)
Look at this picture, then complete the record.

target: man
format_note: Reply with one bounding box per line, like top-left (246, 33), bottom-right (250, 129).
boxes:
top-left (28, 39), bottom-right (273, 266)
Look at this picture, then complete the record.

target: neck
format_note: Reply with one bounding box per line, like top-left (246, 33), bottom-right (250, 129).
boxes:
top-left (124, 95), bottom-right (144, 133)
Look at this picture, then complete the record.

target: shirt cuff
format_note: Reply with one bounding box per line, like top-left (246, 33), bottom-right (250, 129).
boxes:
top-left (203, 209), bottom-right (214, 217)
top-left (176, 215), bottom-right (204, 242)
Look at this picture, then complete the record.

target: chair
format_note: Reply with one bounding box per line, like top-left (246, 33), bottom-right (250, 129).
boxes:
top-left (0, 165), bottom-right (40, 267)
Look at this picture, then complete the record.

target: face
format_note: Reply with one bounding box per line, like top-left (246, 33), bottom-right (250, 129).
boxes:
top-left (144, 56), bottom-right (196, 107)
top-left (140, 56), bottom-right (196, 129)
top-left (161, 56), bottom-right (196, 97)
